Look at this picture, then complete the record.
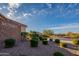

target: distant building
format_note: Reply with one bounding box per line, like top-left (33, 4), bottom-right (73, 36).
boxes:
top-left (0, 13), bottom-right (27, 41)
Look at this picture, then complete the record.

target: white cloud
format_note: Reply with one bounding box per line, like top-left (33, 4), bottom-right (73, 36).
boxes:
top-left (32, 8), bottom-right (39, 14)
top-left (7, 3), bottom-right (21, 19)
top-left (46, 3), bottom-right (52, 8)
top-left (23, 13), bottom-right (33, 17)
top-left (2, 6), bottom-right (6, 9)
top-left (48, 23), bottom-right (79, 30)
top-left (66, 4), bottom-right (78, 9)
top-left (38, 9), bottom-right (48, 15)
top-left (31, 8), bottom-right (48, 15)
top-left (0, 7), bottom-right (2, 10)
top-left (0, 5), bottom-right (6, 10)
top-left (8, 3), bottom-right (20, 9)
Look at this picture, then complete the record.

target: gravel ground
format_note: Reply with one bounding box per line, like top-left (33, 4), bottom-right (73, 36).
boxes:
top-left (0, 41), bottom-right (78, 56)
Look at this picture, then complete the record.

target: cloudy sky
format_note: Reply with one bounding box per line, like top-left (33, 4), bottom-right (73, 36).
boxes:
top-left (0, 3), bottom-right (79, 33)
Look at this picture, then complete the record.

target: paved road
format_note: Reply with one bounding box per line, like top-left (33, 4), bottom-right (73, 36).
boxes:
top-left (0, 41), bottom-right (75, 56)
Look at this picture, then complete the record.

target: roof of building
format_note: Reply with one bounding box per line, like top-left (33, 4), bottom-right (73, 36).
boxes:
top-left (0, 13), bottom-right (27, 27)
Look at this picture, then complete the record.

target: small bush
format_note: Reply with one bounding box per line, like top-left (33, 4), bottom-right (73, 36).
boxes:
top-left (32, 36), bottom-right (39, 40)
top-left (72, 39), bottom-right (79, 45)
top-left (39, 36), bottom-right (43, 41)
top-left (60, 42), bottom-right (67, 48)
top-left (77, 40), bottom-right (79, 45)
top-left (42, 37), bottom-right (48, 45)
top-left (4, 38), bottom-right (16, 48)
top-left (30, 40), bottom-right (38, 47)
top-left (53, 52), bottom-right (64, 56)
top-left (54, 39), bottom-right (60, 44)
top-left (30, 37), bottom-right (38, 47)
top-left (42, 40), bottom-right (48, 45)
top-left (49, 39), bottom-right (53, 41)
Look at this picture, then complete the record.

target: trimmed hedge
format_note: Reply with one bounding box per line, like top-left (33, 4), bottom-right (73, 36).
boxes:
top-left (39, 36), bottom-right (43, 41)
top-left (4, 38), bottom-right (16, 48)
top-left (50, 39), bottom-right (53, 41)
top-left (53, 52), bottom-right (64, 56)
top-left (30, 40), bottom-right (38, 47)
top-left (42, 37), bottom-right (48, 45)
top-left (42, 40), bottom-right (48, 45)
top-left (60, 42), bottom-right (67, 48)
top-left (54, 39), bottom-right (60, 44)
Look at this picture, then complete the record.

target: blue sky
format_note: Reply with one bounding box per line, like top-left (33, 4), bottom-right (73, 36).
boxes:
top-left (0, 3), bottom-right (79, 33)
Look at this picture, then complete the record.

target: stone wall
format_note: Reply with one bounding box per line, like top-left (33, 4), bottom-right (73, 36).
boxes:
top-left (0, 14), bottom-right (26, 42)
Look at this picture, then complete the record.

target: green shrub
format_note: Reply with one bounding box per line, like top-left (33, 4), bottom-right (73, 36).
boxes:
top-left (72, 39), bottom-right (79, 45)
top-left (54, 39), bottom-right (60, 44)
top-left (30, 35), bottom-right (39, 47)
top-left (50, 39), bottom-right (53, 41)
top-left (32, 36), bottom-right (39, 41)
top-left (53, 52), bottom-right (64, 56)
top-left (42, 40), bottom-right (48, 45)
top-left (60, 42), bottom-right (67, 48)
top-left (4, 38), bottom-right (16, 48)
top-left (39, 36), bottom-right (43, 41)
top-left (77, 40), bottom-right (79, 45)
top-left (42, 37), bottom-right (48, 45)
top-left (30, 40), bottom-right (38, 47)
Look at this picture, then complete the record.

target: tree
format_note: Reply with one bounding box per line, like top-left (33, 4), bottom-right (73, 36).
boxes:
top-left (66, 32), bottom-right (73, 38)
top-left (29, 31), bottom-right (42, 40)
top-left (74, 32), bottom-right (79, 38)
top-left (43, 29), bottom-right (54, 38)
top-left (30, 31), bottom-right (39, 37)
top-left (21, 32), bottom-right (28, 41)
top-left (43, 30), bottom-right (54, 35)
